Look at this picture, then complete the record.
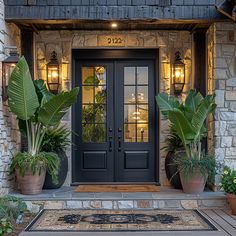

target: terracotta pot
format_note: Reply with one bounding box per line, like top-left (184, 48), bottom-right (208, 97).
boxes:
top-left (180, 170), bottom-right (207, 194)
top-left (16, 168), bottom-right (46, 195)
top-left (227, 193), bottom-right (236, 215)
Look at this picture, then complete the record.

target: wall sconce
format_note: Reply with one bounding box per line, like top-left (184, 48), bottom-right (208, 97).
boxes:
top-left (2, 48), bottom-right (19, 101)
top-left (173, 51), bottom-right (185, 95)
top-left (47, 51), bottom-right (60, 94)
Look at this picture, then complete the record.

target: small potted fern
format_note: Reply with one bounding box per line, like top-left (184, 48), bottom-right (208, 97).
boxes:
top-left (41, 125), bottom-right (70, 189)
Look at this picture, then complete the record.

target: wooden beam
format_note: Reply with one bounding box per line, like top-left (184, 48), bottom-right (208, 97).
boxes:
top-left (21, 30), bottom-right (34, 78)
top-left (193, 30), bottom-right (207, 95)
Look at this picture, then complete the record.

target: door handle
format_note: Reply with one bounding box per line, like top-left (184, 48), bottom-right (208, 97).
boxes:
top-left (118, 137), bottom-right (122, 152)
top-left (109, 136), bottom-right (112, 152)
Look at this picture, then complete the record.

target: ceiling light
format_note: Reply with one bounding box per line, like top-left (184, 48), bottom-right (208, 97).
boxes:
top-left (111, 23), bottom-right (118, 28)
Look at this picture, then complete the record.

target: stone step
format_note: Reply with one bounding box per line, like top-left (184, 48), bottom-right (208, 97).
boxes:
top-left (11, 187), bottom-right (228, 213)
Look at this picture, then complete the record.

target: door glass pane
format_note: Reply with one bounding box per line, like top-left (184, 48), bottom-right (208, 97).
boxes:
top-left (82, 86), bottom-right (94, 104)
top-left (124, 66), bottom-right (149, 143)
top-left (82, 66), bottom-right (107, 143)
top-left (137, 124), bottom-right (148, 142)
top-left (124, 123), bottom-right (136, 142)
top-left (124, 67), bottom-right (135, 85)
top-left (94, 104), bottom-right (106, 123)
top-left (82, 104), bottom-right (94, 123)
top-left (124, 105), bottom-right (136, 123)
top-left (137, 104), bottom-right (148, 123)
top-left (124, 86), bottom-right (135, 104)
top-left (137, 67), bottom-right (148, 84)
top-left (82, 67), bottom-right (94, 85)
top-left (93, 124), bottom-right (106, 142)
top-left (95, 66), bottom-right (106, 85)
top-left (137, 86), bottom-right (148, 103)
top-left (95, 86), bottom-right (106, 104)
top-left (82, 124), bottom-right (94, 143)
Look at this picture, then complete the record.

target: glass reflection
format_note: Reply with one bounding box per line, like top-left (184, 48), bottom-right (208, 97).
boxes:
top-left (137, 67), bottom-right (148, 84)
top-left (124, 67), bottom-right (135, 85)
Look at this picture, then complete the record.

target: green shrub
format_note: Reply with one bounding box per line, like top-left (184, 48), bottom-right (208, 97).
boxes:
top-left (0, 196), bottom-right (27, 236)
top-left (220, 166), bottom-right (236, 195)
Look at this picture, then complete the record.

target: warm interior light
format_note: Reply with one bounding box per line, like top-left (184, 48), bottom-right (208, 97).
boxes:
top-left (111, 23), bottom-right (118, 28)
top-left (175, 69), bottom-right (181, 78)
top-left (52, 71), bottom-right (58, 78)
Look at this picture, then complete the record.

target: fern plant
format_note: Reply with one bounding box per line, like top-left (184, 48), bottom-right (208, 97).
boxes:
top-left (156, 90), bottom-right (216, 178)
top-left (41, 125), bottom-right (70, 153)
top-left (7, 57), bottom-right (79, 183)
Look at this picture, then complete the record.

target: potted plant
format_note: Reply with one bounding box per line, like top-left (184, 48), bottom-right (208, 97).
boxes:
top-left (156, 90), bottom-right (216, 194)
top-left (220, 166), bottom-right (236, 215)
top-left (163, 131), bottom-right (183, 189)
top-left (41, 125), bottom-right (70, 189)
top-left (7, 57), bottom-right (79, 195)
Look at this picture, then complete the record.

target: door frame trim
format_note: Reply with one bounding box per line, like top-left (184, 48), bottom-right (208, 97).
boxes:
top-left (71, 49), bottom-right (160, 185)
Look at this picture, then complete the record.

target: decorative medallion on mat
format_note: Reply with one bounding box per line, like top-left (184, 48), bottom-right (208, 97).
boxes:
top-left (26, 210), bottom-right (217, 232)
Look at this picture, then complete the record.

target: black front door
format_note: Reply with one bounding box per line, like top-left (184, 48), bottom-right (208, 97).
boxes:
top-left (72, 50), bottom-right (157, 183)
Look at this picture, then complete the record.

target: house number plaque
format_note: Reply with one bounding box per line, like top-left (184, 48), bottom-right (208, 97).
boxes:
top-left (98, 35), bottom-right (125, 46)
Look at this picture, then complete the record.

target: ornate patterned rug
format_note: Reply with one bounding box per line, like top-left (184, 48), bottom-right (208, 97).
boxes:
top-left (26, 209), bottom-right (217, 232)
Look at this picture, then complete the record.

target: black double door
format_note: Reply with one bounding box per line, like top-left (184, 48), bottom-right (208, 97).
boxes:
top-left (72, 57), bottom-right (156, 183)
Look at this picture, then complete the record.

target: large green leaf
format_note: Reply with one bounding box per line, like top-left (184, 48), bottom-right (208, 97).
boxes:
top-left (185, 89), bottom-right (203, 113)
top-left (184, 90), bottom-right (203, 121)
top-left (7, 57), bottom-right (39, 120)
top-left (155, 93), bottom-right (180, 118)
top-left (168, 108), bottom-right (196, 146)
top-left (191, 94), bottom-right (216, 141)
top-left (38, 87), bottom-right (79, 127)
top-left (34, 79), bottom-right (54, 104)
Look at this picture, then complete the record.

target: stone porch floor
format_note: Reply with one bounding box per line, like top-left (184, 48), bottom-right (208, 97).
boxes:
top-left (11, 187), bottom-right (228, 213)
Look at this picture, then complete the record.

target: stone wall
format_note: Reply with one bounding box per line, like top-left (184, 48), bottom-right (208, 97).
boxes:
top-left (209, 22), bottom-right (236, 175)
top-left (34, 30), bottom-right (193, 186)
top-left (0, 0), bottom-right (21, 195)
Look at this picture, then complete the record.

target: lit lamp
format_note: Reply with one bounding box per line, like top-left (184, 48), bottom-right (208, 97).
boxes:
top-left (47, 51), bottom-right (60, 94)
top-left (2, 48), bottom-right (19, 101)
top-left (173, 51), bottom-right (185, 95)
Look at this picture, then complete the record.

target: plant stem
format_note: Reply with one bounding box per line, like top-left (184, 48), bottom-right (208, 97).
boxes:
top-left (25, 120), bottom-right (31, 153)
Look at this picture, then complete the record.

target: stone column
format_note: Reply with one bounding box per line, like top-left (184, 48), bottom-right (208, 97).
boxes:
top-left (207, 22), bottom-right (236, 188)
top-left (0, 0), bottom-right (21, 194)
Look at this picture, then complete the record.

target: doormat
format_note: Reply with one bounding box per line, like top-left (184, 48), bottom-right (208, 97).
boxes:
top-left (25, 209), bottom-right (217, 232)
top-left (75, 184), bottom-right (160, 192)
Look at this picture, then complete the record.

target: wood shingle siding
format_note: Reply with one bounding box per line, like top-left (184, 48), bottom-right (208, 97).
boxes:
top-left (4, 0), bottom-right (226, 21)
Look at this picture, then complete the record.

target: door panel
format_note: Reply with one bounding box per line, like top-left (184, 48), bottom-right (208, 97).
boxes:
top-left (115, 61), bottom-right (155, 182)
top-left (72, 59), bottom-right (156, 183)
top-left (73, 61), bottom-right (114, 182)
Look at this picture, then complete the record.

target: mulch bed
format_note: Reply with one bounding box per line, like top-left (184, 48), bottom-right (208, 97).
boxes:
top-left (8, 214), bottom-right (35, 236)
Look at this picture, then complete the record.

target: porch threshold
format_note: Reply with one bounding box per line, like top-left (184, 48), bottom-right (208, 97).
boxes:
top-left (10, 187), bottom-right (228, 212)
top-left (11, 186), bottom-right (225, 201)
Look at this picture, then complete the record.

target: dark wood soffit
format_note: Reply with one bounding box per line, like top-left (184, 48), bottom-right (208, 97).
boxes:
top-left (6, 20), bottom-right (217, 32)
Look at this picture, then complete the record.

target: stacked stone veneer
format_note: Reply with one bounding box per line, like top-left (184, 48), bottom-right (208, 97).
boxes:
top-left (0, 0), bottom-right (21, 195)
top-left (34, 30), bottom-right (193, 186)
top-left (25, 197), bottom-right (227, 213)
top-left (207, 22), bottom-right (236, 179)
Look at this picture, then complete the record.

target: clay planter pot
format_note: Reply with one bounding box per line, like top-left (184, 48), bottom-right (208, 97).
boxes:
top-left (180, 170), bottom-right (207, 194)
top-left (16, 168), bottom-right (46, 195)
top-left (227, 193), bottom-right (236, 215)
